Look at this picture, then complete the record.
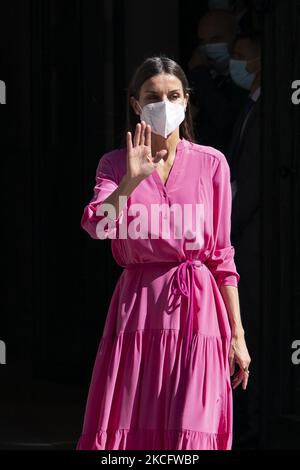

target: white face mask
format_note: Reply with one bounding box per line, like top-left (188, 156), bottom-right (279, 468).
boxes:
top-left (137, 100), bottom-right (186, 139)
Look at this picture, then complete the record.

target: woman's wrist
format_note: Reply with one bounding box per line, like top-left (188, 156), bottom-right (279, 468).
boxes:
top-left (231, 327), bottom-right (245, 340)
top-left (121, 174), bottom-right (144, 192)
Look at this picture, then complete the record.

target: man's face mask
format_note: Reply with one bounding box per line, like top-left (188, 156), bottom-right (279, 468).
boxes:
top-left (136, 99), bottom-right (186, 139)
top-left (229, 57), bottom-right (260, 90)
top-left (200, 42), bottom-right (230, 73)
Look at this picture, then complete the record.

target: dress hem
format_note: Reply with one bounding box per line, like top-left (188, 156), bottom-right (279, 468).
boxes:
top-left (76, 428), bottom-right (232, 450)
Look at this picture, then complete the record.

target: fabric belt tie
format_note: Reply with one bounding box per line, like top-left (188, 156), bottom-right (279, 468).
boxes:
top-left (124, 259), bottom-right (204, 368)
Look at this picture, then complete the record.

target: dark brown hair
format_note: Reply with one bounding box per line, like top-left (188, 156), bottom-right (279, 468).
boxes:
top-left (120, 55), bottom-right (196, 148)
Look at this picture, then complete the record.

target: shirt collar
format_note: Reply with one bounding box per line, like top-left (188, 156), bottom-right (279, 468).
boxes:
top-left (251, 86), bottom-right (261, 102)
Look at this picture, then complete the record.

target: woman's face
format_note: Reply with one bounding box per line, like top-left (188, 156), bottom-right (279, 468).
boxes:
top-left (131, 73), bottom-right (188, 115)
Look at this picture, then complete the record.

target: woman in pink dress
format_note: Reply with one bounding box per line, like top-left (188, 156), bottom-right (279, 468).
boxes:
top-left (76, 55), bottom-right (251, 450)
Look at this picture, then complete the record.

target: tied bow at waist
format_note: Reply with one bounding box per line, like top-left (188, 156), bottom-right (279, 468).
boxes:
top-left (125, 259), bottom-right (205, 368)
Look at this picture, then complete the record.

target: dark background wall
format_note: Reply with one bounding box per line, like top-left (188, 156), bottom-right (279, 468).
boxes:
top-left (0, 0), bottom-right (299, 449)
top-left (260, 0), bottom-right (300, 448)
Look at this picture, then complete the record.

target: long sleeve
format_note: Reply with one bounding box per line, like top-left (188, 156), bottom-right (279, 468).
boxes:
top-left (81, 154), bottom-right (126, 240)
top-left (205, 153), bottom-right (240, 289)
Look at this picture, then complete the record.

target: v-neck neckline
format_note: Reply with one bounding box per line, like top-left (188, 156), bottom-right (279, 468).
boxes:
top-left (152, 138), bottom-right (185, 191)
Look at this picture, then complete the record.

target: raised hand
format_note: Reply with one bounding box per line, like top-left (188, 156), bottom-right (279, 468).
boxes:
top-left (126, 121), bottom-right (168, 183)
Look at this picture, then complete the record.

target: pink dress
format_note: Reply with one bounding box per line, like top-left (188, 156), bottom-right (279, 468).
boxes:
top-left (76, 137), bottom-right (240, 450)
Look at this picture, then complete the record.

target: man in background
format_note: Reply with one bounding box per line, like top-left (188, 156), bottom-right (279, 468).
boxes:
top-left (187, 9), bottom-right (249, 155)
top-left (227, 32), bottom-right (262, 449)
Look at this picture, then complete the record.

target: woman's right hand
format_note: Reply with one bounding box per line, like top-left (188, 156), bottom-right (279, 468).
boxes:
top-left (126, 121), bottom-right (168, 183)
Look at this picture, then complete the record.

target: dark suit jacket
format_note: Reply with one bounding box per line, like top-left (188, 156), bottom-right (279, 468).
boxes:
top-left (229, 93), bottom-right (262, 450)
top-left (187, 65), bottom-right (249, 155)
top-left (230, 94), bottom-right (261, 254)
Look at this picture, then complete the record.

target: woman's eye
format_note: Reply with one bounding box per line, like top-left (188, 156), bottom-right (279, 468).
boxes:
top-left (170, 95), bottom-right (180, 100)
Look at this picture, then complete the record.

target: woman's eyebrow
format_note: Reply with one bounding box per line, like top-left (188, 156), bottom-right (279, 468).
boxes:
top-left (145, 89), bottom-right (181, 94)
